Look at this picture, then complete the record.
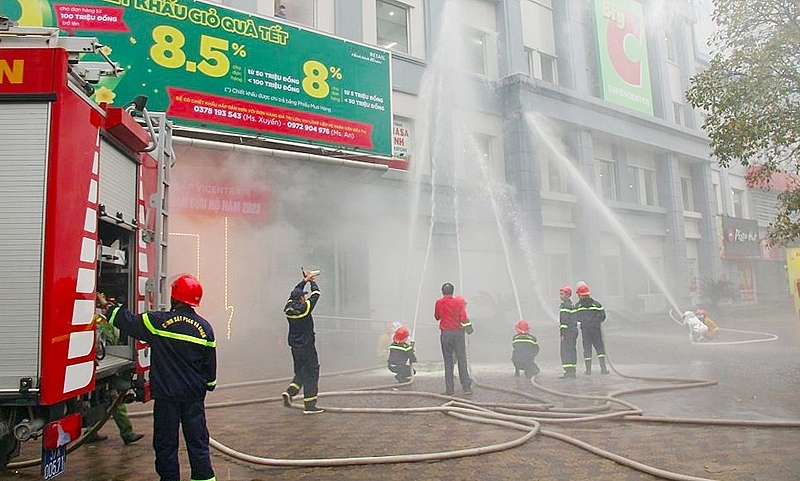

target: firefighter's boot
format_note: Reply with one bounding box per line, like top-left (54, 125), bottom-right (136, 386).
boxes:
top-left (303, 400), bottom-right (324, 415)
top-left (599, 357), bottom-right (609, 375)
top-left (559, 368), bottom-right (576, 379)
top-left (282, 383), bottom-right (300, 408)
top-left (584, 360), bottom-right (592, 375)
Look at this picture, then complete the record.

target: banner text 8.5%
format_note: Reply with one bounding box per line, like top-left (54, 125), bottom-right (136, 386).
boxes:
top-left (150, 25), bottom-right (246, 78)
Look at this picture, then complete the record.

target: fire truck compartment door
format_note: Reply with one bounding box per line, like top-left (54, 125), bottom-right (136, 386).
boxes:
top-left (99, 140), bottom-right (137, 224)
top-left (0, 102), bottom-right (49, 391)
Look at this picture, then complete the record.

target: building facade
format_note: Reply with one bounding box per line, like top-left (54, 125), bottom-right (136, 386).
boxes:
top-left (155, 0), bottom-right (783, 359)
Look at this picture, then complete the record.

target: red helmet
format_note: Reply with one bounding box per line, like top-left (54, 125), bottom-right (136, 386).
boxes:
top-left (171, 274), bottom-right (203, 306)
top-left (559, 285), bottom-right (572, 297)
top-left (515, 320), bottom-right (529, 334)
top-left (393, 326), bottom-right (409, 344)
top-left (576, 284), bottom-right (591, 296)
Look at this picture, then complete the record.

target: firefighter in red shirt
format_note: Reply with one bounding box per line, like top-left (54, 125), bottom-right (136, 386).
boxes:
top-left (434, 283), bottom-right (473, 395)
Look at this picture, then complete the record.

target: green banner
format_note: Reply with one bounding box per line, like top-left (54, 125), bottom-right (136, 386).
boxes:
top-left (1, 0), bottom-right (393, 156)
top-left (593, 0), bottom-right (653, 116)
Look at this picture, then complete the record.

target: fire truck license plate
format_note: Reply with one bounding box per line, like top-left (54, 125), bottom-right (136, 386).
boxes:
top-left (42, 446), bottom-right (66, 479)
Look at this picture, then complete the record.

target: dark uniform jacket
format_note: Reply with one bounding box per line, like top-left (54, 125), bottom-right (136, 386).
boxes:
top-left (109, 305), bottom-right (217, 400)
top-left (573, 297), bottom-right (606, 328)
top-left (512, 333), bottom-right (539, 364)
top-left (284, 280), bottom-right (321, 349)
top-left (388, 342), bottom-right (417, 367)
top-left (559, 299), bottom-right (576, 330)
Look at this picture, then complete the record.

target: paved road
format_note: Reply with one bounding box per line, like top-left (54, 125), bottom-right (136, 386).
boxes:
top-left (2, 304), bottom-right (800, 481)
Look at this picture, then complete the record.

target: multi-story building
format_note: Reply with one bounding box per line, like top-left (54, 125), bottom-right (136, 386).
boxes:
top-left (29, 0), bottom-right (776, 357)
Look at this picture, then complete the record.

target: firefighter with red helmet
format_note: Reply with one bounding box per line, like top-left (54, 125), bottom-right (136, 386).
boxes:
top-left (281, 270), bottom-right (324, 414)
top-left (99, 274), bottom-right (217, 481)
top-left (573, 283), bottom-right (608, 375)
top-left (387, 326), bottom-right (417, 382)
top-left (695, 308), bottom-right (720, 339)
top-left (558, 285), bottom-right (578, 379)
top-left (511, 320), bottom-right (540, 379)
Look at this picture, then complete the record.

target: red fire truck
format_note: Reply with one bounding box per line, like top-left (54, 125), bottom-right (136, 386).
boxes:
top-left (0, 17), bottom-right (174, 477)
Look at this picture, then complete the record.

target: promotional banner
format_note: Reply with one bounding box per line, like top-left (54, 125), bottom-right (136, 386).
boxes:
top-left (0, 0), bottom-right (393, 157)
top-left (593, 0), bottom-right (654, 116)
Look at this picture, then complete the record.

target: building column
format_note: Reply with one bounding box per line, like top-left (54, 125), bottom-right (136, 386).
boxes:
top-left (693, 162), bottom-right (722, 279)
top-left (503, 110), bottom-right (544, 259)
top-left (658, 153), bottom-right (691, 308)
top-left (496, 0), bottom-right (527, 77)
top-left (569, 129), bottom-right (603, 287)
top-left (552, 1), bottom-right (590, 93)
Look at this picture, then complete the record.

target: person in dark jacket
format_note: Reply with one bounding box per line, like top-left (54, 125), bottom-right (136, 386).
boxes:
top-left (558, 285), bottom-right (578, 379)
top-left (99, 274), bottom-right (217, 481)
top-left (281, 270), bottom-right (324, 414)
top-left (573, 283), bottom-right (608, 375)
top-left (387, 326), bottom-right (417, 382)
top-left (511, 320), bottom-right (540, 379)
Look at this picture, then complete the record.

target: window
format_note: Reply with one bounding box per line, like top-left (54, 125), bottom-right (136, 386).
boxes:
top-left (526, 48), bottom-right (559, 85)
top-left (681, 177), bottom-right (695, 211)
top-left (644, 169), bottom-right (657, 206)
top-left (466, 29), bottom-right (487, 75)
top-left (272, 0), bottom-right (316, 26)
top-left (665, 30), bottom-right (677, 63)
top-left (630, 256), bottom-right (664, 295)
top-left (377, 0), bottom-right (409, 53)
top-left (627, 166), bottom-right (641, 204)
top-left (463, 133), bottom-right (492, 180)
top-left (713, 182), bottom-right (721, 215)
top-left (673, 102), bottom-right (684, 125)
top-left (597, 159), bottom-right (618, 201)
top-left (540, 52), bottom-right (557, 84)
top-left (628, 166), bottom-right (658, 206)
top-left (546, 155), bottom-right (571, 194)
top-left (732, 188), bottom-right (745, 217)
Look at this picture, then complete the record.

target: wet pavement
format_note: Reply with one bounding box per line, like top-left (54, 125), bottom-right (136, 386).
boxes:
top-left (2, 304), bottom-right (800, 481)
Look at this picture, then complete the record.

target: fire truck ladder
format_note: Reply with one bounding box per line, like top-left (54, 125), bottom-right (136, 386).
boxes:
top-left (141, 110), bottom-right (175, 312)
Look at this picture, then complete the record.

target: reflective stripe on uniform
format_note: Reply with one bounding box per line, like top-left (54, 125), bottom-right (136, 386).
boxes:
top-left (390, 344), bottom-right (414, 352)
top-left (285, 300), bottom-right (311, 319)
top-left (142, 313), bottom-right (216, 347)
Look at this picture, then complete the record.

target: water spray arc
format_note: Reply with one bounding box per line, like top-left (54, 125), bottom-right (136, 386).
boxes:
top-left (525, 113), bottom-right (683, 314)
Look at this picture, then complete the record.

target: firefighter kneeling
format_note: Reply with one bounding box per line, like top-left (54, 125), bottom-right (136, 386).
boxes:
top-left (387, 326), bottom-right (417, 383)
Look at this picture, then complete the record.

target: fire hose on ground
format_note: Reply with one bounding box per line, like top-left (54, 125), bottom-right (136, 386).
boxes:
top-left (9, 358), bottom-right (800, 480)
top-left (120, 359), bottom-right (800, 481)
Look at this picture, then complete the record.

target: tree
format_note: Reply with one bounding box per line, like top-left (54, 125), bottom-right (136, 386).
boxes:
top-left (686, 0), bottom-right (800, 245)
top-left (698, 277), bottom-right (738, 308)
